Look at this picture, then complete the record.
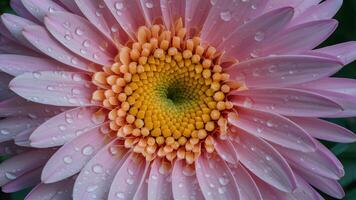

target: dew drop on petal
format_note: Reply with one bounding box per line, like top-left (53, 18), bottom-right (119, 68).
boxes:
top-left (220, 11), bottom-right (232, 22)
top-left (63, 156), bottom-right (73, 164)
top-left (82, 145), bottom-right (94, 156)
top-left (5, 172), bottom-right (17, 180)
top-left (254, 32), bottom-right (265, 42)
top-left (92, 164), bottom-right (104, 174)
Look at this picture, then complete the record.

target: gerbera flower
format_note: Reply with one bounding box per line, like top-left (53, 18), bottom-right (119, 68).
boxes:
top-left (0, 0), bottom-right (356, 199)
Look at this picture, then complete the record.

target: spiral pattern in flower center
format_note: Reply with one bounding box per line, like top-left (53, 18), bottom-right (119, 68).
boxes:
top-left (91, 19), bottom-right (241, 164)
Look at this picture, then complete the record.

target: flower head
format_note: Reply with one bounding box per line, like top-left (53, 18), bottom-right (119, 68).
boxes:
top-left (0, 0), bottom-right (356, 199)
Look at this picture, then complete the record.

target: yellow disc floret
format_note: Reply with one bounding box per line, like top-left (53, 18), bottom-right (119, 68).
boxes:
top-left (91, 19), bottom-right (238, 164)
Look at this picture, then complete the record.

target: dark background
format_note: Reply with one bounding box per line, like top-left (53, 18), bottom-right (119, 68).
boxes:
top-left (1, 0), bottom-right (356, 199)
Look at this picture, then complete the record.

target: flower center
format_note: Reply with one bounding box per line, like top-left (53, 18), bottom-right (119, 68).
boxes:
top-left (91, 19), bottom-right (238, 164)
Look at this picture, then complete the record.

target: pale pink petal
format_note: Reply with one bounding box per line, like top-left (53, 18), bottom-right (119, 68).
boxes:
top-left (148, 158), bottom-right (173, 200)
top-left (0, 20), bottom-right (15, 40)
top-left (25, 177), bottom-right (75, 200)
top-left (255, 173), bottom-right (321, 200)
top-left (195, 152), bottom-right (240, 200)
top-left (0, 96), bottom-right (67, 118)
top-left (172, 159), bottom-right (204, 200)
top-left (264, 0), bottom-right (304, 12)
top-left (289, 116), bottom-right (356, 143)
top-left (23, 25), bottom-right (96, 71)
top-left (104, 0), bottom-right (146, 40)
top-left (41, 126), bottom-right (107, 183)
top-left (229, 130), bottom-right (297, 192)
top-left (314, 41), bottom-right (356, 65)
top-left (0, 117), bottom-right (44, 143)
top-left (225, 55), bottom-right (342, 88)
top-left (74, 0), bottom-right (128, 43)
top-left (2, 167), bottom-right (42, 193)
top-left (202, 0), bottom-right (269, 48)
top-left (298, 77), bottom-right (356, 96)
top-left (14, 126), bottom-right (38, 147)
top-left (73, 140), bottom-right (129, 200)
top-left (21, 0), bottom-right (67, 22)
top-left (44, 11), bottom-right (116, 66)
top-left (217, 7), bottom-right (293, 61)
top-left (294, 168), bottom-right (345, 199)
top-left (290, 0), bottom-right (343, 26)
top-left (228, 108), bottom-right (316, 152)
top-left (10, 0), bottom-right (39, 23)
top-left (228, 163), bottom-right (262, 200)
top-left (0, 35), bottom-right (40, 56)
top-left (30, 106), bottom-right (106, 148)
top-left (132, 167), bottom-right (149, 200)
top-left (184, 0), bottom-right (211, 37)
top-left (1, 14), bottom-right (39, 51)
top-left (230, 88), bottom-right (343, 117)
top-left (214, 137), bottom-right (239, 164)
top-left (0, 149), bottom-right (54, 186)
top-left (0, 141), bottom-right (29, 156)
top-left (108, 153), bottom-right (148, 200)
top-left (10, 71), bottom-right (95, 107)
top-left (139, 0), bottom-right (162, 26)
top-left (0, 54), bottom-right (70, 76)
top-left (274, 142), bottom-right (344, 180)
top-left (56, 0), bottom-right (83, 16)
top-left (259, 20), bottom-right (338, 56)
top-left (160, 0), bottom-right (185, 30)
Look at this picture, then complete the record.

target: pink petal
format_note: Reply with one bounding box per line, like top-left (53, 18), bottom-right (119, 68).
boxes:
top-left (195, 152), bottom-right (240, 200)
top-left (214, 137), bottom-right (239, 164)
top-left (1, 14), bottom-right (39, 51)
top-left (0, 54), bottom-right (70, 76)
top-left (259, 19), bottom-right (338, 56)
top-left (104, 0), bottom-right (146, 40)
top-left (0, 96), bottom-right (67, 118)
top-left (274, 142), bottom-right (344, 180)
top-left (230, 88), bottom-right (343, 117)
top-left (21, 0), bottom-right (67, 22)
top-left (217, 7), bottom-right (293, 61)
top-left (23, 25), bottom-right (96, 71)
top-left (147, 158), bottom-right (173, 200)
top-left (41, 126), bottom-right (107, 183)
top-left (139, 0), bottom-right (162, 26)
top-left (229, 130), bottom-right (297, 192)
top-left (74, 0), bottom-right (128, 43)
top-left (44, 11), bottom-right (116, 66)
top-left (0, 35), bottom-right (40, 56)
top-left (294, 168), bottom-right (345, 199)
top-left (314, 41), bottom-right (356, 65)
top-left (202, 0), bottom-right (269, 48)
top-left (108, 153), bottom-right (148, 200)
top-left (132, 166), bottom-right (149, 200)
top-left (56, 0), bottom-right (83, 16)
top-left (2, 167), bottom-right (42, 193)
top-left (0, 149), bottom-right (54, 186)
top-left (184, 0), bottom-right (211, 38)
top-left (226, 55), bottom-right (342, 88)
top-left (289, 116), bottom-right (356, 143)
top-left (290, 0), bottom-right (342, 26)
top-left (10, 0), bottom-right (39, 23)
top-left (228, 108), bottom-right (316, 152)
top-left (264, 0), bottom-right (304, 12)
top-left (0, 117), bottom-right (44, 143)
top-left (10, 71), bottom-right (95, 107)
top-left (25, 177), bottom-right (75, 200)
top-left (14, 126), bottom-right (38, 147)
top-left (73, 140), bottom-right (129, 200)
top-left (172, 160), bottom-right (204, 200)
top-left (31, 106), bottom-right (106, 148)
top-left (160, 0), bottom-right (186, 30)
top-left (298, 77), bottom-right (356, 96)
top-left (228, 163), bottom-right (262, 200)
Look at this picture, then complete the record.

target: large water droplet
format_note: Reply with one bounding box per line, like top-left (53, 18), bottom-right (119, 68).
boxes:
top-left (63, 156), bottom-right (73, 164)
top-left (254, 32), bottom-right (264, 42)
top-left (82, 145), bottom-right (94, 156)
top-left (220, 11), bottom-right (232, 22)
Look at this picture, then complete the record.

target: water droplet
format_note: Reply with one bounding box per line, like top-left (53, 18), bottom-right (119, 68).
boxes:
top-left (64, 34), bottom-right (72, 41)
top-left (116, 192), bottom-right (125, 199)
top-left (86, 185), bottom-right (98, 192)
top-left (218, 177), bottom-right (229, 186)
top-left (5, 172), bottom-right (17, 180)
top-left (48, 7), bottom-right (55, 13)
top-left (145, 1), bottom-right (154, 8)
top-left (75, 28), bottom-right (84, 36)
top-left (33, 72), bottom-right (41, 79)
top-left (115, 2), bottom-right (124, 10)
top-left (58, 125), bottom-right (67, 131)
top-left (72, 74), bottom-right (82, 82)
top-left (92, 164), bottom-right (104, 174)
top-left (243, 97), bottom-right (253, 108)
top-left (254, 32), bottom-right (265, 42)
top-left (210, 0), bottom-right (218, 5)
top-left (63, 156), bottom-right (73, 164)
top-left (82, 40), bottom-right (90, 48)
top-left (1, 129), bottom-right (10, 135)
top-left (266, 156), bottom-right (272, 161)
top-left (266, 120), bottom-right (274, 127)
top-left (126, 178), bottom-right (134, 185)
top-left (82, 145), bottom-right (94, 156)
top-left (220, 11), bottom-right (232, 22)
